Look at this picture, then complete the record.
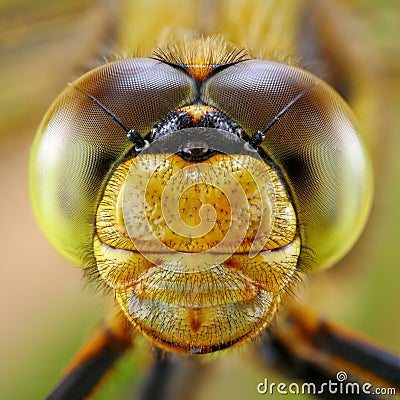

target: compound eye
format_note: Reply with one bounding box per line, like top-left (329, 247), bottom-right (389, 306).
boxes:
top-left (204, 60), bottom-right (373, 270)
top-left (29, 58), bottom-right (195, 264)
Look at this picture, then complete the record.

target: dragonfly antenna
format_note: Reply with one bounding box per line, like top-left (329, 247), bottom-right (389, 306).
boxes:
top-left (248, 84), bottom-right (315, 149)
top-left (69, 84), bottom-right (146, 150)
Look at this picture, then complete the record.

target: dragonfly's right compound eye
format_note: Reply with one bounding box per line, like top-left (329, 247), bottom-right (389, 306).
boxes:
top-left (29, 58), bottom-right (196, 265)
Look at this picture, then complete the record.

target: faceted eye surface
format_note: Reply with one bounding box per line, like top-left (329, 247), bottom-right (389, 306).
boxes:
top-left (203, 60), bottom-right (372, 270)
top-left (29, 58), bottom-right (195, 264)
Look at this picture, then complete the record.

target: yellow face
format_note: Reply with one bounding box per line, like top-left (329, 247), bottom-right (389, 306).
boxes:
top-left (95, 150), bottom-right (299, 352)
top-left (29, 37), bottom-right (372, 353)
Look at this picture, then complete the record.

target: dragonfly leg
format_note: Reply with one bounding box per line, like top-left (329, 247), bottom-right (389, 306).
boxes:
top-left (46, 312), bottom-right (133, 400)
top-left (137, 347), bottom-right (208, 400)
top-left (257, 305), bottom-right (400, 398)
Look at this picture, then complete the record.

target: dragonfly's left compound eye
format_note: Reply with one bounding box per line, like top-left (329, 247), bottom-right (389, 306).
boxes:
top-left (30, 39), bottom-right (372, 354)
top-left (203, 60), bottom-right (373, 271)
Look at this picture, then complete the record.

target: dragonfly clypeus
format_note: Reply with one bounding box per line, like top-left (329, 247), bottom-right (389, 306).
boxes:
top-left (1, 0), bottom-right (400, 399)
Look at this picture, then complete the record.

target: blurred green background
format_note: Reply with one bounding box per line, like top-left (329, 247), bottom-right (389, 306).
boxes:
top-left (0, 0), bottom-right (399, 399)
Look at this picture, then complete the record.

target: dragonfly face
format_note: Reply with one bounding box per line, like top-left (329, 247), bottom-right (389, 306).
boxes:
top-left (30, 37), bottom-right (371, 354)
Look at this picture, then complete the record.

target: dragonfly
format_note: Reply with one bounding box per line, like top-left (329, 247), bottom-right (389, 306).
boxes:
top-left (1, 0), bottom-right (399, 399)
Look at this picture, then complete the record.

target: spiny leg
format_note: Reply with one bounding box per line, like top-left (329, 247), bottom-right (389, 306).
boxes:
top-left (257, 305), bottom-right (400, 399)
top-left (137, 349), bottom-right (208, 400)
top-left (47, 313), bottom-right (133, 400)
